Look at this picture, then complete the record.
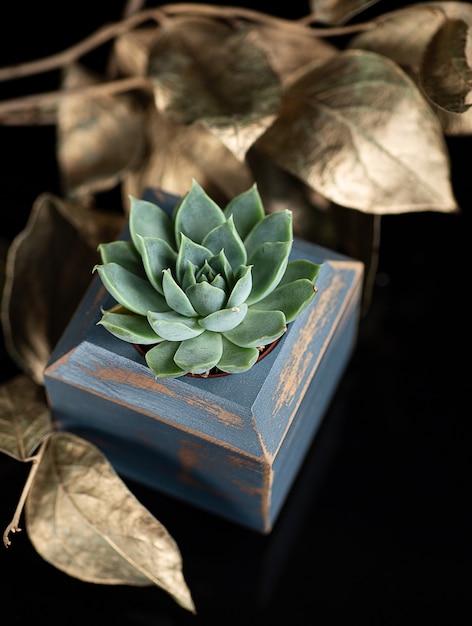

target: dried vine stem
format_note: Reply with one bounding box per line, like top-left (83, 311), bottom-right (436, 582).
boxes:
top-left (0, 4), bottom-right (374, 84)
top-left (0, 3), bottom-right (374, 124)
top-left (3, 439), bottom-right (47, 548)
top-left (0, 8), bottom-right (165, 83)
top-left (0, 76), bottom-right (153, 124)
top-left (159, 3), bottom-right (374, 35)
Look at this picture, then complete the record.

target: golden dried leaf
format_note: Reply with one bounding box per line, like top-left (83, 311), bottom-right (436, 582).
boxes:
top-left (1, 194), bottom-right (100, 384)
top-left (420, 18), bottom-right (472, 113)
top-left (428, 0), bottom-right (472, 22)
top-left (256, 49), bottom-right (458, 214)
top-left (248, 149), bottom-right (378, 314)
top-left (26, 432), bottom-right (195, 613)
top-left (435, 104), bottom-right (472, 134)
top-left (309, 0), bottom-right (382, 24)
top-left (113, 27), bottom-right (159, 77)
top-left (123, 109), bottom-right (253, 205)
top-left (147, 16), bottom-right (281, 160)
top-left (349, 5), bottom-right (446, 74)
top-left (246, 22), bottom-right (338, 89)
top-left (349, 3), bottom-right (472, 135)
top-left (0, 374), bottom-right (51, 461)
top-left (57, 63), bottom-right (148, 199)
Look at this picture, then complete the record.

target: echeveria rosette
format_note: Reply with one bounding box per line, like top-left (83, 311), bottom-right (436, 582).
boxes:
top-left (93, 180), bottom-right (322, 378)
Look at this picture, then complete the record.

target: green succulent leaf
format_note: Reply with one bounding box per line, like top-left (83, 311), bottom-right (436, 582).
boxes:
top-left (196, 259), bottom-right (217, 283)
top-left (226, 265), bottom-right (253, 308)
top-left (199, 303), bottom-right (248, 332)
top-left (97, 241), bottom-right (144, 277)
top-left (129, 196), bottom-right (174, 253)
top-left (139, 236), bottom-right (178, 293)
top-left (253, 279), bottom-right (317, 323)
top-left (162, 269), bottom-right (198, 317)
top-left (147, 311), bottom-right (204, 341)
top-left (223, 184), bottom-right (265, 240)
top-left (186, 281), bottom-right (227, 316)
top-left (95, 181), bottom-right (320, 378)
top-left (175, 235), bottom-right (213, 284)
top-left (98, 311), bottom-right (161, 344)
top-left (206, 249), bottom-right (233, 284)
top-left (173, 179), bottom-right (225, 246)
top-left (210, 273), bottom-right (226, 290)
top-left (278, 259), bottom-right (323, 286)
top-left (217, 337), bottom-right (260, 374)
top-left (174, 331), bottom-right (223, 375)
top-left (247, 241), bottom-right (292, 304)
top-left (202, 217), bottom-right (247, 268)
top-left (223, 308), bottom-right (286, 348)
top-left (145, 342), bottom-right (186, 378)
top-left (94, 263), bottom-right (169, 315)
top-left (243, 209), bottom-right (292, 257)
top-left (180, 261), bottom-right (197, 292)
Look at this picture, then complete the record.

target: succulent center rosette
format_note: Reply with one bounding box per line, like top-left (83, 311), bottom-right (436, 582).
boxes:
top-left (94, 180), bottom-right (322, 378)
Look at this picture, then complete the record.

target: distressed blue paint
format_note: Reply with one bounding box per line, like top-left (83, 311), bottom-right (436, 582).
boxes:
top-left (43, 191), bottom-right (364, 533)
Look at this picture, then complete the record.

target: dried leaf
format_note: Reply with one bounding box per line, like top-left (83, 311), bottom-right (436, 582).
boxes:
top-left (349, 5), bottom-right (447, 74)
top-left (420, 18), bottom-right (472, 113)
top-left (256, 49), bottom-right (458, 214)
top-left (425, 2), bottom-right (472, 133)
top-left (0, 374), bottom-right (51, 461)
top-left (147, 16), bottom-right (281, 160)
top-left (113, 27), bottom-right (159, 77)
top-left (248, 148), bottom-right (379, 314)
top-left (246, 22), bottom-right (338, 88)
top-left (1, 194), bottom-right (100, 384)
top-left (26, 432), bottom-right (195, 613)
top-left (427, 0), bottom-right (472, 23)
top-left (435, 104), bottom-right (472, 134)
top-left (123, 109), bottom-right (253, 205)
top-left (349, 2), bottom-right (472, 134)
top-left (309, 0), bottom-right (382, 24)
top-left (57, 63), bottom-right (148, 199)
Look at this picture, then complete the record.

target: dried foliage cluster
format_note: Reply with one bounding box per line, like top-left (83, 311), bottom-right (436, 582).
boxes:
top-left (0, 0), bottom-right (470, 614)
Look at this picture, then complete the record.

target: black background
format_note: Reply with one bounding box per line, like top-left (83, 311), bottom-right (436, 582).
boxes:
top-left (1, 2), bottom-right (470, 624)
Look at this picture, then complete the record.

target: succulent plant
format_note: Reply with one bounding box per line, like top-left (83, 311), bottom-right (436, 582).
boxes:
top-left (94, 180), bottom-right (322, 378)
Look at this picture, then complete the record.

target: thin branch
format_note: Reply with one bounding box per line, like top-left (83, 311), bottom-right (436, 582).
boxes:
top-left (0, 76), bottom-right (154, 125)
top-left (3, 439), bottom-right (48, 548)
top-left (0, 8), bottom-right (164, 83)
top-left (0, 4), bottom-right (375, 85)
top-left (159, 3), bottom-right (376, 35)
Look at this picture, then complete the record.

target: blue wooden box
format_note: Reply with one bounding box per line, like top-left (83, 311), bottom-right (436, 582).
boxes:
top-left (43, 194), bottom-right (363, 534)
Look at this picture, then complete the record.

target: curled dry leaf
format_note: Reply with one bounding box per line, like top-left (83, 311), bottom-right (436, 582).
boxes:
top-left (349, 2), bottom-right (472, 135)
top-left (0, 374), bottom-right (51, 461)
top-left (309, 0), bottom-right (382, 25)
top-left (348, 5), bottom-right (447, 75)
top-left (57, 63), bottom-right (148, 199)
top-left (420, 18), bottom-right (472, 113)
top-left (435, 103), bottom-right (472, 134)
top-left (256, 49), bottom-right (458, 214)
top-left (1, 194), bottom-right (116, 385)
top-left (147, 16), bottom-right (281, 161)
top-left (25, 432), bottom-right (195, 613)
